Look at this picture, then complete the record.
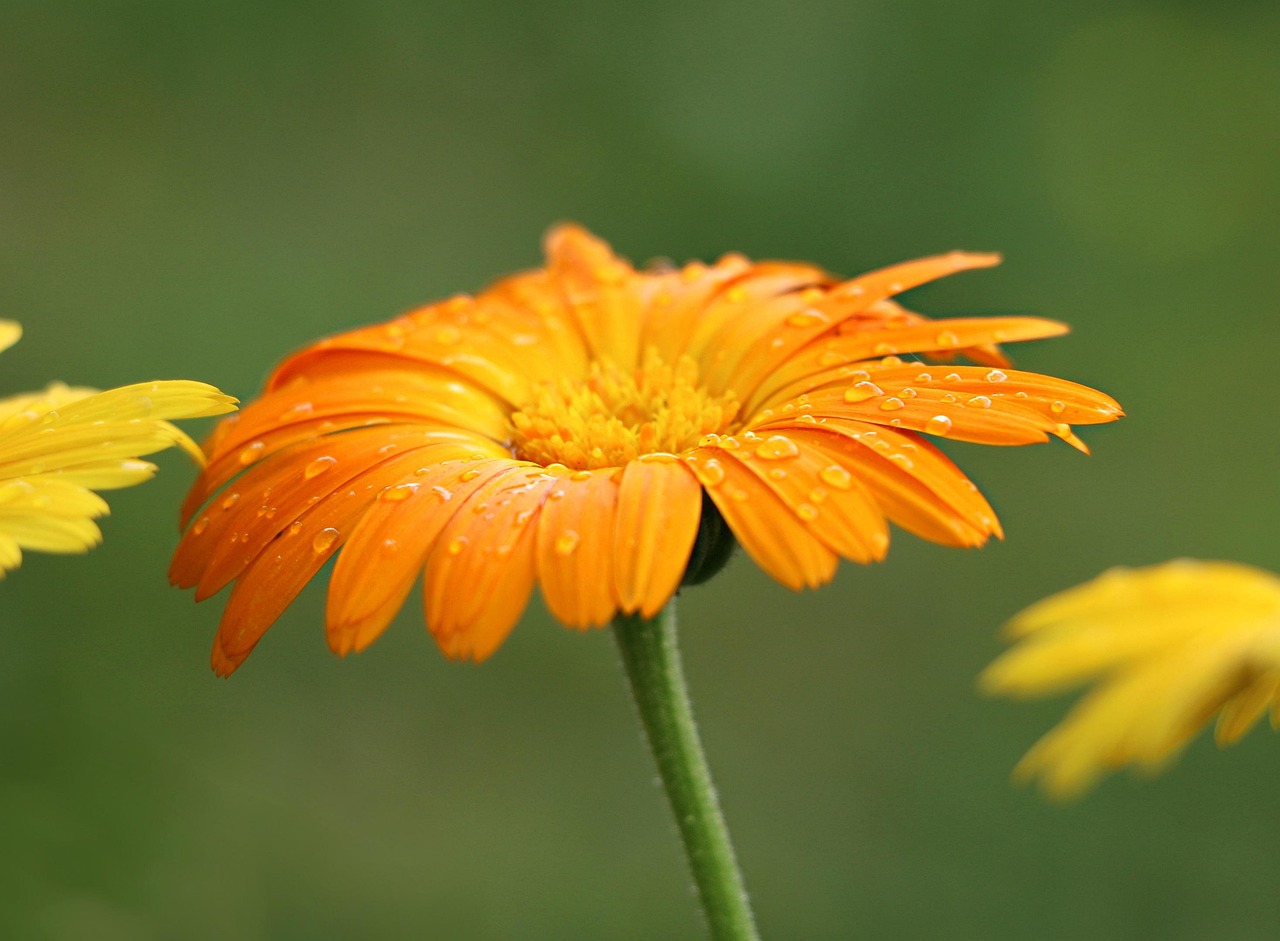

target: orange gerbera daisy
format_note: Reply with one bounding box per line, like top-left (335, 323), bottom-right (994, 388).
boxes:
top-left (171, 225), bottom-right (1121, 675)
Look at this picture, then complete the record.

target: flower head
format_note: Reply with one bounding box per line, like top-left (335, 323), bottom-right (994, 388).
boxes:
top-left (170, 225), bottom-right (1121, 675)
top-left (982, 560), bottom-right (1280, 799)
top-left (0, 320), bottom-right (237, 576)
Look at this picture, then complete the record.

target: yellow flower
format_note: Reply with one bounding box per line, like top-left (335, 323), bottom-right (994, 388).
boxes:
top-left (982, 560), bottom-right (1280, 799)
top-left (0, 320), bottom-right (237, 576)
top-left (170, 224), bottom-right (1121, 676)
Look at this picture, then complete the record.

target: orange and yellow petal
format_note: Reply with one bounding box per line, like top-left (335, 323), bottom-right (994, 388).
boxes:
top-left (613, 456), bottom-right (703, 618)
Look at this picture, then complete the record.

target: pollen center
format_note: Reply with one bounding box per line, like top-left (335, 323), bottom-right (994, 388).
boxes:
top-left (509, 351), bottom-right (738, 470)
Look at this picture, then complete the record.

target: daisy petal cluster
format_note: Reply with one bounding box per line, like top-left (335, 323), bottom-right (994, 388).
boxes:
top-left (170, 225), bottom-right (1121, 675)
top-left (0, 320), bottom-right (237, 576)
top-left (982, 560), bottom-right (1280, 799)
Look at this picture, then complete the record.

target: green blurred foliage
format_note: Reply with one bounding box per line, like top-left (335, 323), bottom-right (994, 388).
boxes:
top-left (2, 1), bottom-right (1279, 938)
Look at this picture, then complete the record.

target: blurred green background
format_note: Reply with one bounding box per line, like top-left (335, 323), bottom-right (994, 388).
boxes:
top-left (3, 1), bottom-right (1279, 938)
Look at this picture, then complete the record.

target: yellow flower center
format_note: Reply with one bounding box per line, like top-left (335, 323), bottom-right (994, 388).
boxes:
top-left (509, 351), bottom-right (738, 470)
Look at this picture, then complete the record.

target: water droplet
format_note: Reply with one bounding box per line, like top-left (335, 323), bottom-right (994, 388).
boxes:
top-left (817, 350), bottom-right (846, 368)
top-left (472, 501), bottom-right (490, 515)
top-left (787, 310), bottom-right (827, 328)
top-left (221, 493), bottom-right (240, 510)
top-left (639, 452), bottom-right (679, 463)
top-left (925, 415), bottom-right (953, 436)
top-left (305, 456), bottom-right (337, 479)
top-left (570, 470), bottom-right (592, 481)
top-left (941, 393), bottom-right (959, 404)
top-left (796, 414), bottom-right (817, 424)
top-left (873, 342), bottom-right (896, 355)
top-left (515, 509), bottom-right (534, 526)
top-left (434, 325), bottom-right (463, 345)
top-left (430, 486), bottom-right (452, 502)
top-left (900, 387), bottom-right (917, 398)
top-left (460, 469), bottom-right (482, 482)
top-left (192, 516), bottom-right (210, 535)
top-left (944, 373), bottom-right (962, 382)
top-left (312, 528), bottom-right (339, 553)
top-left (915, 372), bottom-right (934, 384)
top-left (555, 531), bottom-right (581, 556)
top-left (808, 487), bottom-right (828, 504)
top-left (844, 381), bottom-right (884, 404)
top-left (1050, 401), bottom-right (1066, 415)
top-left (879, 397), bottom-right (905, 412)
top-left (796, 503), bottom-right (819, 522)
top-left (282, 402), bottom-right (314, 419)
top-left (936, 331), bottom-right (959, 347)
top-left (986, 369), bottom-right (1008, 383)
top-left (238, 442), bottom-right (265, 465)
top-left (767, 468), bottom-right (787, 481)
top-left (378, 483), bottom-right (419, 503)
top-left (966, 395), bottom-right (992, 409)
top-left (888, 453), bottom-right (914, 470)
top-left (446, 536), bottom-right (467, 555)
top-left (288, 521), bottom-right (304, 536)
top-left (699, 459), bottom-right (726, 486)
top-left (549, 489), bottom-right (567, 500)
top-left (382, 538), bottom-right (400, 553)
top-left (755, 435), bottom-right (800, 461)
top-left (728, 487), bottom-right (750, 502)
top-left (769, 337), bottom-right (785, 349)
top-left (819, 465), bottom-right (854, 490)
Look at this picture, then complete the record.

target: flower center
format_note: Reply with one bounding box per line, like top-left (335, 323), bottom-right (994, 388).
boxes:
top-left (509, 351), bottom-right (738, 470)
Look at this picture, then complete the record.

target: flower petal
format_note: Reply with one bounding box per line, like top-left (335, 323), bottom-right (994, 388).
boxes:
top-left (685, 451), bottom-right (837, 590)
top-left (613, 456), bottom-right (703, 618)
top-left (325, 457), bottom-right (516, 656)
top-left (535, 467), bottom-right (621, 628)
top-left (421, 465), bottom-right (558, 660)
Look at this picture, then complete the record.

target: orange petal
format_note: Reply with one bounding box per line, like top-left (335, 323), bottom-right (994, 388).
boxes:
top-left (782, 423), bottom-right (1000, 547)
top-left (695, 436), bottom-right (889, 564)
top-left (544, 224), bottom-right (645, 369)
top-left (325, 457), bottom-right (520, 656)
top-left (535, 467), bottom-right (622, 628)
top-left (749, 316), bottom-right (1067, 412)
top-left (685, 451), bottom-right (837, 591)
top-left (209, 445), bottom-right (468, 676)
top-left (175, 428), bottom-right (491, 598)
top-left (638, 254), bottom-right (753, 365)
top-left (421, 465), bottom-right (559, 661)
top-left (613, 456), bottom-right (703, 618)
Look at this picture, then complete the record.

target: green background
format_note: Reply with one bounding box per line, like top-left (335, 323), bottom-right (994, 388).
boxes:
top-left (3, 2), bottom-right (1278, 938)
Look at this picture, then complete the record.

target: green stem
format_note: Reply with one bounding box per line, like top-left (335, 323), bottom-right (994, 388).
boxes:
top-left (613, 601), bottom-right (760, 941)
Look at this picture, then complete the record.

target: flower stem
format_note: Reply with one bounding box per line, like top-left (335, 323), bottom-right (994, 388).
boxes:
top-left (612, 601), bottom-right (760, 941)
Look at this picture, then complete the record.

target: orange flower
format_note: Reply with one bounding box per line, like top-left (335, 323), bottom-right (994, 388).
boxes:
top-left (171, 225), bottom-right (1121, 675)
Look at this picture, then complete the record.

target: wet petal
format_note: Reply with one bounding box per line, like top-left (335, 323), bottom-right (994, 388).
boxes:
top-left (536, 467), bottom-right (621, 628)
top-left (613, 456), bottom-right (703, 618)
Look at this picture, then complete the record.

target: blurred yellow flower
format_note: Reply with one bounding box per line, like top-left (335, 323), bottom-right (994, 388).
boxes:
top-left (982, 560), bottom-right (1280, 799)
top-left (0, 320), bottom-right (237, 576)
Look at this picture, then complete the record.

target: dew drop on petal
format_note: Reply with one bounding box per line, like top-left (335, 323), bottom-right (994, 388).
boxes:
top-left (238, 441), bottom-right (265, 465)
top-left (818, 350), bottom-right (846, 368)
top-left (767, 468), bottom-right (787, 482)
top-left (382, 538), bottom-right (400, 554)
top-left (900, 387), bottom-right (917, 398)
top-left (796, 503), bottom-right (819, 522)
top-left (221, 492), bottom-right (240, 510)
top-left (555, 531), bottom-right (581, 556)
top-left (844, 381), bottom-right (884, 404)
top-left (888, 453), bottom-right (914, 470)
top-left (808, 487), bottom-right (828, 504)
top-left (966, 395), bottom-right (992, 409)
top-left (570, 470), bottom-right (593, 482)
top-left (915, 372), bottom-right (934, 384)
top-left (434, 325), bottom-right (463, 345)
top-left (431, 486), bottom-right (453, 501)
top-left (192, 516), bottom-right (210, 535)
top-left (986, 369), bottom-right (1008, 383)
top-left (304, 456), bottom-right (337, 479)
top-left (755, 435), bottom-right (800, 461)
top-left (460, 469), bottom-right (482, 482)
top-left (925, 415), bottom-right (953, 436)
top-left (818, 465), bottom-right (854, 490)
top-left (378, 483), bottom-right (418, 503)
top-left (699, 459), bottom-right (726, 487)
top-left (446, 536), bottom-right (467, 555)
top-left (312, 527), bottom-right (339, 553)
top-left (936, 331), bottom-right (959, 347)
top-left (515, 509), bottom-right (534, 526)
top-left (879, 397), bottom-right (905, 412)
top-left (288, 521), bottom-right (304, 536)
top-left (1050, 401), bottom-right (1066, 415)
